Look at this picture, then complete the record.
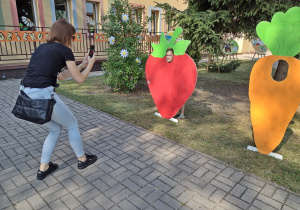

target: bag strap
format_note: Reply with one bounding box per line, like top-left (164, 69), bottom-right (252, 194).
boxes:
top-left (20, 90), bottom-right (31, 98)
top-left (20, 76), bottom-right (25, 86)
top-left (51, 94), bottom-right (56, 104)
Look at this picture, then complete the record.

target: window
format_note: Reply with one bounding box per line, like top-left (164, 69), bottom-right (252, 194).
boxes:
top-left (167, 17), bottom-right (172, 31)
top-left (166, 11), bottom-right (175, 32)
top-left (54, 0), bottom-right (68, 21)
top-left (111, 5), bottom-right (116, 15)
top-left (86, 2), bottom-right (97, 33)
top-left (16, 0), bottom-right (35, 30)
top-left (133, 9), bottom-right (143, 24)
top-left (151, 11), bottom-right (159, 34)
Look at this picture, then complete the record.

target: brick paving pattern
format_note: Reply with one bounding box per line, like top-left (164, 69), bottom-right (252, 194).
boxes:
top-left (0, 79), bottom-right (299, 210)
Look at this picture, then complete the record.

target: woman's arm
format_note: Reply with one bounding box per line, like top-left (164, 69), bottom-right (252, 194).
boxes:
top-left (63, 54), bottom-right (95, 84)
top-left (57, 69), bottom-right (71, 81)
top-left (57, 64), bottom-right (84, 81)
top-left (57, 55), bottom-right (89, 81)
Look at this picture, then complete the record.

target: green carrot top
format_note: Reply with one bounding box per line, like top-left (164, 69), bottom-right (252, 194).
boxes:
top-left (256, 7), bottom-right (300, 57)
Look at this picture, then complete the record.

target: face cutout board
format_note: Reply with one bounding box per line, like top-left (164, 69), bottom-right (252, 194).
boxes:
top-left (221, 39), bottom-right (239, 55)
top-left (145, 27), bottom-right (197, 119)
top-left (252, 38), bottom-right (268, 54)
top-left (249, 6), bottom-right (300, 155)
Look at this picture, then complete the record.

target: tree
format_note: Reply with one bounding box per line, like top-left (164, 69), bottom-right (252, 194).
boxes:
top-left (156, 2), bottom-right (231, 62)
top-left (157, 0), bottom-right (299, 79)
top-left (188, 0), bottom-right (300, 80)
top-left (101, 0), bottom-right (148, 92)
top-left (186, 0), bottom-right (298, 38)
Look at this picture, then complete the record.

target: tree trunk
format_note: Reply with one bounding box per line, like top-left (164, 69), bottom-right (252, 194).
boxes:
top-left (273, 60), bottom-right (289, 81)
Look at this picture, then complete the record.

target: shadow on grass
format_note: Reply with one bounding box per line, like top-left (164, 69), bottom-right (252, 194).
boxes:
top-left (184, 94), bottom-right (213, 121)
top-left (195, 77), bottom-right (249, 105)
top-left (273, 127), bottom-right (293, 153)
top-left (249, 125), bottom-right (294, 154)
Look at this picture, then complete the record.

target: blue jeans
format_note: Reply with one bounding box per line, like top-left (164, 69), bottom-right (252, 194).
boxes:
top-left (20, 85), bottom-right (85, 164)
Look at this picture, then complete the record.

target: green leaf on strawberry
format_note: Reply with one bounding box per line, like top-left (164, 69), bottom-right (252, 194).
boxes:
top-left (256, 7), bottom-right (300, 57)
top-left (151, 27), bottom-right (191, 58)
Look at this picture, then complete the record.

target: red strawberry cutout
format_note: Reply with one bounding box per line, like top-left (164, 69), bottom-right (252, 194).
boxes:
top-left (145, 27), bottom-right (197, 119)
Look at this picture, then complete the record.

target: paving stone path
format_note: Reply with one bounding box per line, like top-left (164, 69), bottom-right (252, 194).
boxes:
top-left (0, 79), bottom-right (299, 210)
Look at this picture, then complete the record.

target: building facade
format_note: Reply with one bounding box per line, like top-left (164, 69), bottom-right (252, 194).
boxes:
top-left (0, 0), bottom-right (255, 78)
top-left (0, 0), bottom-right (187, 33)
top-left (0, 0), bottom-right (188, 78)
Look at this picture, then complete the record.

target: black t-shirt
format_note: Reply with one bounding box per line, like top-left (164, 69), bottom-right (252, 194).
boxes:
top-left (23, 42), bottom-right (75, 88)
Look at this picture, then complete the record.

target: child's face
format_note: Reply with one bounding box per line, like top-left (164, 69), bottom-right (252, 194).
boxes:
top-left (166, 51), bottom-right (174, 63)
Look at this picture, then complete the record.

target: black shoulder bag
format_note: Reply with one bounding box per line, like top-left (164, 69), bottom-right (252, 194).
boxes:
top-left (12, 89), bottom-right (56, 125)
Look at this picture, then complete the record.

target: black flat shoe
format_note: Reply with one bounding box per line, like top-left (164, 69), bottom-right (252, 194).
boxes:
top-left (78, 154), bottom-right (97, 170)
top-left (37, 162), bottom-right (58, 180)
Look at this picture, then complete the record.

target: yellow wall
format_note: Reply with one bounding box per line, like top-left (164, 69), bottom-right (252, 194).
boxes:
top-left (243, 38), bottom-right (255, 53)
top-left (1, 0), bottom-right (256, 54)
top-left (235, 36), bottom-right (256, 54)
top-left (104, 0), bottom-right (188, 33)
top-left (42, 0), bottom-right (53, 28)
top-left (1, 0), bottom-right (187, 31)
top-left (76, 0), bottom-right (84, 29)
top-left (1, 0), bottom-right (14, 27)
top-left (131, 0), bottom-right (187, 33)
top-left (235, 37), bottom-right (244, 54)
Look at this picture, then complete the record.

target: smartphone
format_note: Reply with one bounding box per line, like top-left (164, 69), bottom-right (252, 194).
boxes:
top-left (89, 45), bottom-right (95, 58)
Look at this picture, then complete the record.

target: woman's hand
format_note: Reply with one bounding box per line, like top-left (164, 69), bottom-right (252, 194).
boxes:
top-left (66, 53), bottom-right (96, 84)
top-left (87, 53), bottom-right (96, 67)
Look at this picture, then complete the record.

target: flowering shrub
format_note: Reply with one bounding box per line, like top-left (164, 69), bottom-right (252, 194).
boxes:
top-left (101, 0), bottom-right (148, 92)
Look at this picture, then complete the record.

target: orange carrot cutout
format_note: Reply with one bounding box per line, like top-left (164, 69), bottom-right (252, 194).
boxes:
top-left (249, 7), bottom-right (300, 154)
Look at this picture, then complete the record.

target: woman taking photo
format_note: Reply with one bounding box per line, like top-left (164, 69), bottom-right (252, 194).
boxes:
top-left (20, 19), bottom-right (97, 180)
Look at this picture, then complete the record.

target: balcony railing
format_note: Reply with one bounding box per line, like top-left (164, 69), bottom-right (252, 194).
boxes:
top-left (0, 25), bottom-right (161, 64)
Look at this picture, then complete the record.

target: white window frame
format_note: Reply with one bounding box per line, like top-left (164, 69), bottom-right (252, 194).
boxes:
top-left (50, 0), bottom-right (70, 23)
top-left (16, 0), bottom-right (38, 31)
top-left (133, 8), bottom-right (143, 25)
top-left (32, 0), bottom-right (38, 29)
top-left (148, 6), bottom-right (162, 35)
top-left (86, 1), bottom-right (99, 30)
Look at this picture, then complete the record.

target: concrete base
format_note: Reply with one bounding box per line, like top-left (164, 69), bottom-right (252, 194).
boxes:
top-left (247, 146), bottom-right (283, 160)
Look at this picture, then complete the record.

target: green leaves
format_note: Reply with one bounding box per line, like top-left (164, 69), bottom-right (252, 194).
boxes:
top-left (154, 2), bottom-right (232, 61)
top-left (173, 40), bottom-right (191, 56)
top-left (101, 0), bottom-right (148, 92)
top-left (151, 27), bottom-right (191, 58)
top-left (256, 7), bottom-right (300, 57)
top-left (151, 41), bottom-right (167, 58)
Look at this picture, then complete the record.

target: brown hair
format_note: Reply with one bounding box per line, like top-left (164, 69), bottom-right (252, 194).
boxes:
top-left (166, 48), bottom-right (174, 54)
top-left (46, 19), bottom-right (76, 47)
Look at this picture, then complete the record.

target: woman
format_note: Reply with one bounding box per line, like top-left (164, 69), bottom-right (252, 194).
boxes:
top-left (21, 19), bottom-right (97, 180)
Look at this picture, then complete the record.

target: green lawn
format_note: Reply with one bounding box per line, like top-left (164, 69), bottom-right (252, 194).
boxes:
top-left (198, 60), bottom-right (254, 84)
top-left (56, 60), bottom-right (300, 193)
